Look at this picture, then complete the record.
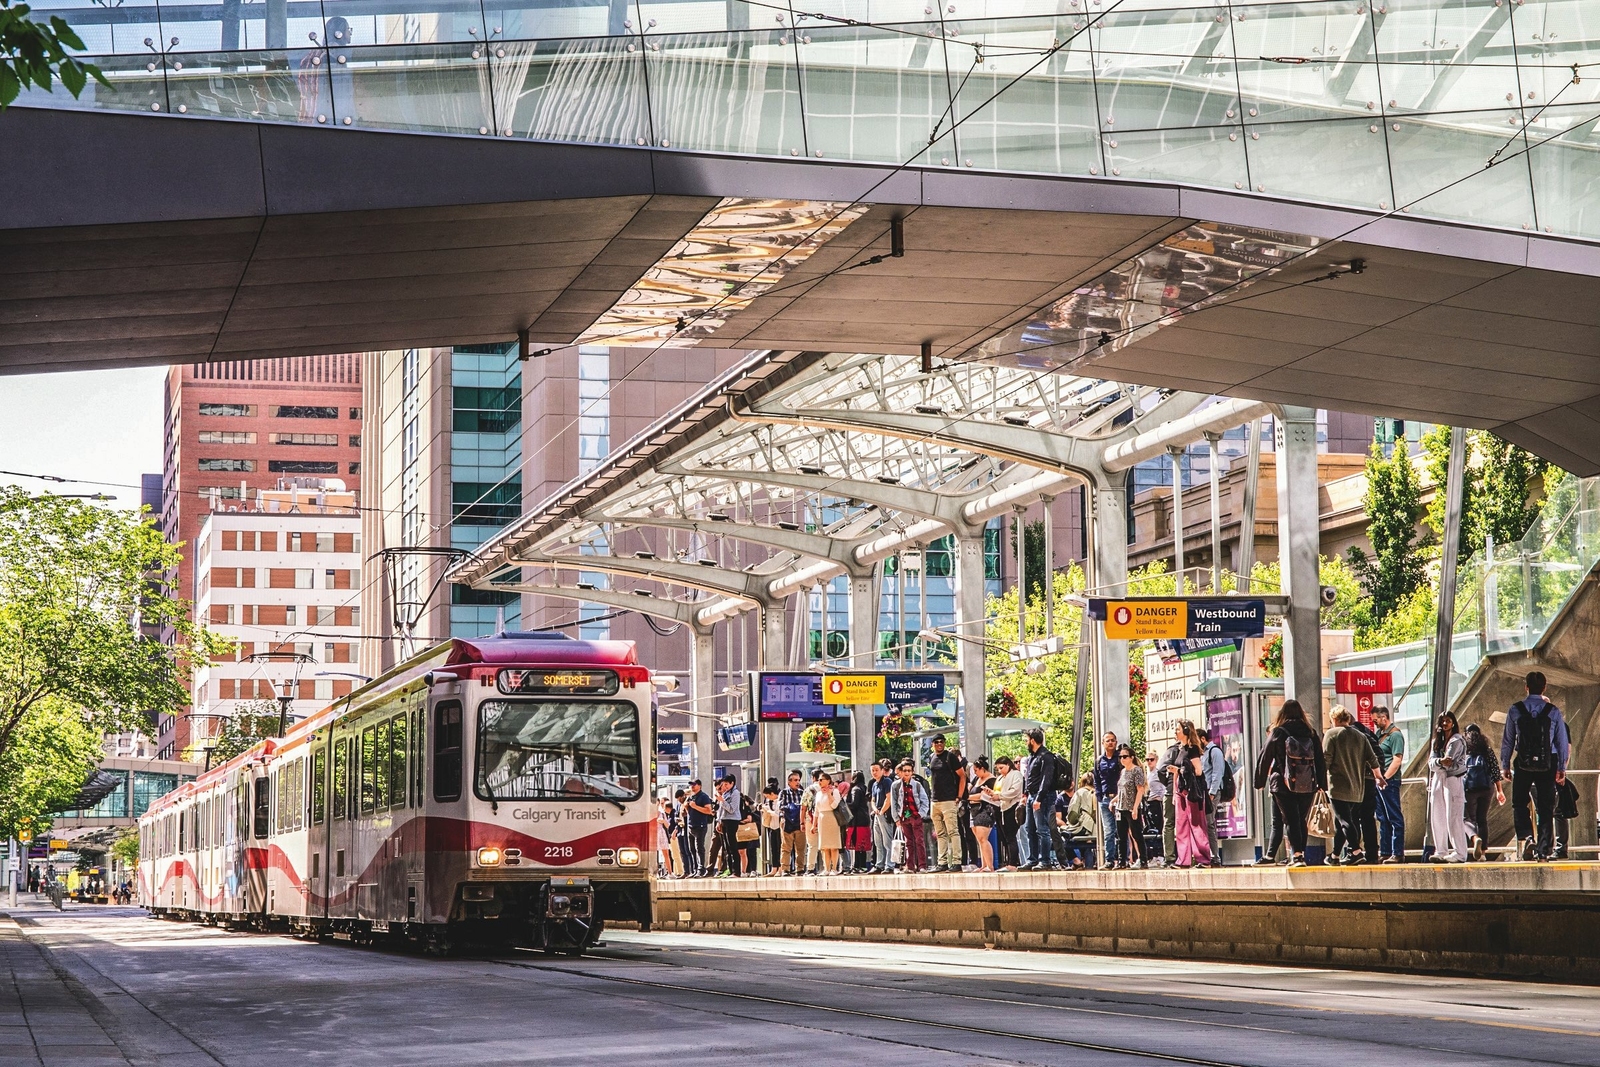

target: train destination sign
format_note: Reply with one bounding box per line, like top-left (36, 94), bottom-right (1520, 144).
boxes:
top-left (498, 668), bottom-right (619, 696)
top-left (1090, 598), bottom-right (1266, 641)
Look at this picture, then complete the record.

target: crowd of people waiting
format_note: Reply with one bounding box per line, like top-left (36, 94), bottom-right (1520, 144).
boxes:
top-left (654, 670), bottom-right (1583, 877)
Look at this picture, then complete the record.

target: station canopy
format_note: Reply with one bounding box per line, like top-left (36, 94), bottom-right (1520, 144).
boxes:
top-left (449, 349), bottom-right (1220, 626)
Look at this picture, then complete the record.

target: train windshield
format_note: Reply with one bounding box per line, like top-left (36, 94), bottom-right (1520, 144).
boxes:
top-left (475, 700), bottom-right (642, 801)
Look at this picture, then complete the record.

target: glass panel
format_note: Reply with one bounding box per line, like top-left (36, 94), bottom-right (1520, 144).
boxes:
top-left (361, 724), bottom-right (377, 813)
top-left (27, 0), bottom-right (163, 56)
top-left (490, 36), bottom-right (651, 144)
top-left (1090, 5), bottom-right (1243, 130)
top-left (82, 770), bottom-right (130, 818)
top-left (375, 719), bottom-right (391, 808)
top-left (949, 17), bottom-right (1101, 175)
top-left (13, 53), bottom-right (169, 113)
top-left (320, 0), bottom-right (489, 46)
top-left (1231, 2), bottom-right (1384, 119)
top-left (389, 713), bottom-right (408, 807)
top-left (1527, 106), bottom-right (1600, 240)
top-left (644, 31), bottom-right (806, 157)
top-left (799, 23), bottom-right (957, 166)
top-left (133, 772), bottom-right (179, 817)
top-left (165, 49), bottom-right (333, 125)
top-left (484, 0), bottom-right (624, 41)
top-left (335, 42), bottom-right (494, 134)
top-left (1387, 109), bottom-right (1536, 229)
top-left (1103, 123), bottom-right (1250, 190)
top-left (1372, 0), bottom-right (1519, 114)
top-left (1242, 116), bottom-right (1393, 208)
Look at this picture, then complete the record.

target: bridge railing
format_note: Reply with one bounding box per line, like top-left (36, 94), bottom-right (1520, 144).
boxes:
top-left (15, 0), bottom-right (1600, 243)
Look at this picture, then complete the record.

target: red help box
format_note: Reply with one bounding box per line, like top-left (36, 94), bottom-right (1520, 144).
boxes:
top-left (1334, 669), bottom-right (1392, 695)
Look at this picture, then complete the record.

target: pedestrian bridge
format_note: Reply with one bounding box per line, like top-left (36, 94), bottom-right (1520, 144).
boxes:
top-left (8, 0), bottom-right (1600, 471)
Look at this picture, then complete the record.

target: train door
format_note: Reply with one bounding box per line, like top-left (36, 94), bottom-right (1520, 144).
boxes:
top-left (380, 708), bottom-right (410, 924)
top-left (406, 697), bottom-right (426, 924)
top-left (423, 695), bottom-right (466, 923)
top-left (309, 743), bottom-right (330, 922)
top-left (327, 731), bottom-right (355, 920)
top-left (247, 771), bottom-right (270, 916)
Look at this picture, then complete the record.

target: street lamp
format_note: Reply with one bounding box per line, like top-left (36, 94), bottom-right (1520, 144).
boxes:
top-left (242, 651), bottom-right (316, 736)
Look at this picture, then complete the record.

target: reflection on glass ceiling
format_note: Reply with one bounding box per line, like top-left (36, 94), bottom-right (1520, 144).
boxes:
top-left (963, 222), bottom-right (1320, 371)
top-left (574, 197), bottom-right (868, 348)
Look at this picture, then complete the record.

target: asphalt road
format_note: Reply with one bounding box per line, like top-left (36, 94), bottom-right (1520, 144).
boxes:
top-left (6, 903), bottom-right (1599, 1066)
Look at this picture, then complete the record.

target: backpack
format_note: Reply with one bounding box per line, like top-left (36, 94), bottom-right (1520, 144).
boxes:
top-left (1051, 750), bottom-right (1075, 794)
top-left (1556, 778), bottom-right (1580, 820)
top-left (1513, 701), bottom-right (1554, 772)
top-left (1284, 731), bottom-right (1318, 794)
top-left (781, 796), bottom-right (802, 833)
top-left (1217, 750), bottom-right (1238, 804)
top-left (1462, 752), bottom-right (1494, 793)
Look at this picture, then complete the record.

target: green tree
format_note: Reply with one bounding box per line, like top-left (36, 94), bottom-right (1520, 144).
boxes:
top-left (0, 696), bottom-right (102, 835)
top-left (0, 0), bottom-right (106, 107)
top-left (1472, 431), bottom-right (1551, 551)
top-left (110, 827), bottom-right (139, 869)
top-left (1007, 517), bottom-right (1049, 604)
top-left (0, 488), bottom-right (224, 780)
top-left (1347, 441), bottom-right (1425, 621)
top-left (1249, 556), bottom-right (1372, 633)
top-left (205, 700), bottom-right (283, 765)
top-left (1422, 425), bottom-right (1478, 556)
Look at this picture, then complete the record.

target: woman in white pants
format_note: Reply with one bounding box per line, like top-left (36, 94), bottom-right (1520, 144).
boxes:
top-left (1428, 711), bottom-right (1470, 863)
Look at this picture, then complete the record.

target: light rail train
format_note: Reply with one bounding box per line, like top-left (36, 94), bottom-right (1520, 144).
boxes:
top-left (138, 632), bottom-right (655, 954)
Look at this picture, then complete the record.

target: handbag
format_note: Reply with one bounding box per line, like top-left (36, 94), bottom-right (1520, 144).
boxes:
top-left (890, 832), bottom-right (906, 867)
top-left (736, 820), bottom-right (760, 843)
top-left (1305, 789), bottom-right (1335, 839)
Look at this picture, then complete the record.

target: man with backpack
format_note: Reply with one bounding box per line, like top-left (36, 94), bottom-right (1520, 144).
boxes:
top-left (1500, 671), bottom-right (1571, 862)
top-left (776, 770), bottom-right (806, 875)
top-left (1323, 707), bottom-right (1382, 865)
top-left (1021, 728), bottom-right (1061, 871)
top-left (1197, 728), bottom-right (1231, 868)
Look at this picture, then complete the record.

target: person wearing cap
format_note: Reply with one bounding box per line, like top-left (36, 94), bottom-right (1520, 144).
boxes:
top-left (927, 735), bottom-right (967, 873)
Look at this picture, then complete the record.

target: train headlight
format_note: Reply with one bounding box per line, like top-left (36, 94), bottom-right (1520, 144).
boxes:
top-left (477, 846), bottom-right (503, 867)
top-left (617, 847), bottom-right (642, 866)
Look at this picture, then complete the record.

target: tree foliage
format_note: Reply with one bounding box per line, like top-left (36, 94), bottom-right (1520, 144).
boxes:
top-left (110, 827), bottom-right (139, 869)
top-left (0, 488), bottom-right (226, 779)
top-left (204, 700), bottom-right (282, 765)
top-left (0, 0), bottom-right (106, 107)
top-left (0, 696), bottom-right (102, 835)
top-left (1347, 441), bottom-right (1426, 622)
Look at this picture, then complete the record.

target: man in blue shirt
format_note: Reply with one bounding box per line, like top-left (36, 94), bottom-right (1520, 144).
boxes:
top-left (684, 779), bottom-right (715, 877)
top-left (1501, 671), bottom-right (1572, 861)
top-left (869, 759), bottom-right (895, 872)
top-left (1093, 732), bottom-right (1122, 869)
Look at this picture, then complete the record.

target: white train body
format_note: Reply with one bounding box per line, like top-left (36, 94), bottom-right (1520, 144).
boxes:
top-left (138, 633), bottom-right (654, 952)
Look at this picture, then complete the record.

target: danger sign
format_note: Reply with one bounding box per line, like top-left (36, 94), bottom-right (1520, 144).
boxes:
top-left (1103, 600), bottom-right (1186, 640)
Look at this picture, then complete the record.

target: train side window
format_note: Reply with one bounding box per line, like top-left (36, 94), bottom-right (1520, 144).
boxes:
top-left (433, 701), bottom-right (462, 802)
top-left (411, 706), bottom-right (425, 806)
top-left (388, 714), bottom-right (407, 811)
top-left (178, 810), bottom-right (186, 853)
top-left (252, 777), bottom-right (270, 839)
top-left (374, 719), bottom-right (391, 810)
top-left (312, 746), bottom-right (327, 825)
top-left (236, 782), bottom-right (247, 840)
top-left (332, 738), bottom-right (348, 818)
top-left (360, 725), bottom-right (377, 815)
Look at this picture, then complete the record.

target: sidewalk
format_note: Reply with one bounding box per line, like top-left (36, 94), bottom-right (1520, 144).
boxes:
top-left (0, 902), bottom-right (128, 1067)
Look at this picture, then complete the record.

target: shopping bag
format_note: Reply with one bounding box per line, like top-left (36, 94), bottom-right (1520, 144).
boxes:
top-left (890, 832), bottom-right (906, 867)
top-left (1305, 789), bottom-right (1335, 839)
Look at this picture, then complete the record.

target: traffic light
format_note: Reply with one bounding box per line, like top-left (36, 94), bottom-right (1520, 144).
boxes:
top-left (16, 816), bottom-right (34, 845)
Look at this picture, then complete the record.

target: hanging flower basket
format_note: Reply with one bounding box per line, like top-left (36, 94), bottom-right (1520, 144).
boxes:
top-left (799, 723), bottom-right (836, 753)
top-left (1258, 634), bottom-right (1284, 678)
top-left (878, 710), bottom-right (907, 741)
top-left (995, 688), bottom-right (1020, 718)
top-left (1128, 663), bottom-right (1148, 700)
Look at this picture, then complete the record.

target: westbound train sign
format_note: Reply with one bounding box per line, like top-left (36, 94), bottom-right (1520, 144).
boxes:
top-left (821, 672), bottom-right (947, 707)
top-left (1089, 598), bottom-right (1266, 641)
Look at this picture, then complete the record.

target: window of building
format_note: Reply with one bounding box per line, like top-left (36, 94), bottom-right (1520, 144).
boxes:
top-left (198, 458), bottom-right (255, 472)
top-left (324, 568), bottom-right (336, 589)
top-left (349, 462), bottom-right (360, 475)
top-left (290, 531), bottom-right (301, 552)
top-left (316, 606), bottom-right (335, 626)
top-left (268, 460), bottom-right (339, 474)
top-left (271, 405), bottom-right (339, 419)
top-left (198, 403), bottom-right (255, 417)
top-left (348, 435), bottom-right (361, 448)
top-left (270, 433), bottom-right (340, 446)
top-left (451, 479), bottom-right (522, 526)
top-left (350, 407), bottom-right (362, 420)
top-left (452, 379), bottom-right (522, 434)
top-left (198, 430), bottom-right (256, 445)
top-left (286, 605), bottom-right (298, 626)
top-left (203, 485), bottom-right (245, 500)
top-left (351, 607), bottom-right (360, 627)
top-left (401, 417), bottom-right (418, 468)
top-left (316, 532), bottom-right (334, 553)
top-left (402, 349), bottom-right (420, 395)
top-left (295, 569), bottom-right (314, 589)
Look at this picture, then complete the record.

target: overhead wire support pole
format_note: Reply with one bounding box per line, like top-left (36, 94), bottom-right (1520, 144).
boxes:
top-left (1014, 504), bottom-right (1027, 645)
top-left (1205, 432), bottom-right (1223, 593)
top-left (1041, 494), bottom-right (1055, 638)
top-left (1167, 446), bottom-right (1186, 592)
top-left (1430, 427), bottom-right (1468, 722)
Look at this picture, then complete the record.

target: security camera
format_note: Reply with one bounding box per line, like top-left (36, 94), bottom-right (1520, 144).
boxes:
top-left (1319, 585), bottom-right (1338, 607)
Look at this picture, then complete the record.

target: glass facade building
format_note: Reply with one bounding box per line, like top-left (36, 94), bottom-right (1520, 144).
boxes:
top-left (449, 344), bottom-right (524, 636)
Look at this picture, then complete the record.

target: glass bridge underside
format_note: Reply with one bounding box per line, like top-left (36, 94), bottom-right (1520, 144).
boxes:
top-left (17, 0), bottom-right (1600, 244)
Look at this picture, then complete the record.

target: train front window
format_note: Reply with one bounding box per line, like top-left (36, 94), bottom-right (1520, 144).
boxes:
top-left (475, 700), bottom-right (641, 802)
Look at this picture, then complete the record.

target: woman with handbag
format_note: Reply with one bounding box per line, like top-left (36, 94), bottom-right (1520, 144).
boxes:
top-left (1252, 700), bottom-right (1327, 868)
top-left (1428, 711), bottom-right (1471, 863)
top-left (845, 772), bottom-right (873, 873)
top-left (985, 755), bottom-right (1025, 870)
top-left (1173, 721), bottom-right (1211, 869)
top-left (814, 772), bottom-right (844, 875)
top-left (759, 781), bottom-right (784, 875)
top-left (736, 791), bottom-right (761, 876)
top-left (1461, 725), bottom-right (1504, 861)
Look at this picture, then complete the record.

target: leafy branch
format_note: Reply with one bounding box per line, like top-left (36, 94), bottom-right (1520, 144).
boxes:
top-left (0, 0), bottom-right (107, 107)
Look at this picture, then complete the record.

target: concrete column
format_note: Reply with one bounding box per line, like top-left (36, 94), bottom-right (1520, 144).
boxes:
top-left (1238, 417), bottom-right (1262, 582)
top-left (848, 571), bottom-right (878, 771)
top-left (1013, 505), bottom-right (1027, 643)
top-left (760, 600), bottom-right (789, 791)
top-left (1274, 407), bottom-right (1323, 723)
top-left (1091, 480), bottom-right (1130, 745)
top-left (1041, 494), bottom-right (1056, 637)
top-left (1205, 432), bottom-right (1223, 593)
top-left (1167, 446), bottom-right (1186, 591)
top-left (955, 534), bottom-right (988, 764)
top-left (691, 625), bottom-right (717, 783)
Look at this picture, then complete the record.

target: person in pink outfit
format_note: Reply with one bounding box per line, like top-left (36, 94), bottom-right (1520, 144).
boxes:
top-left (1173, 720), bottom-right (1212, 868)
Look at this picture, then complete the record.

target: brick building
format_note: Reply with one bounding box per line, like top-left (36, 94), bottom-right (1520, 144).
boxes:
top-left (157, 356), bottom-right (363, 758)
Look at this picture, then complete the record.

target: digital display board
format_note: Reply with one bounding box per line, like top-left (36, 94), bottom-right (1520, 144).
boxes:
top-left (754, 672), bottom-right (835, 722)
top-left (497, 669), bottom-right (619, 697)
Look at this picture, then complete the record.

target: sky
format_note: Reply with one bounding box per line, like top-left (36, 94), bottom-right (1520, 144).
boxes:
top-left (0, 366), bottom-right (167, 512)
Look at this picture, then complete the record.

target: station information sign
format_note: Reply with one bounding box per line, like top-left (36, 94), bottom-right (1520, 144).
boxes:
top-left (821, 673), bottom-right (947, 707)
top-left (498, 668), bottom-right (619, 696)
top-left (754, 672), bottom-right (835, 722)
top-left (1091, 598), bottom-right (1265, 641)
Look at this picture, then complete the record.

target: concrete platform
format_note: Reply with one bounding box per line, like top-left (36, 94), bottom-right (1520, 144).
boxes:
top-left (656, 863), bottom-right (1600, 982)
